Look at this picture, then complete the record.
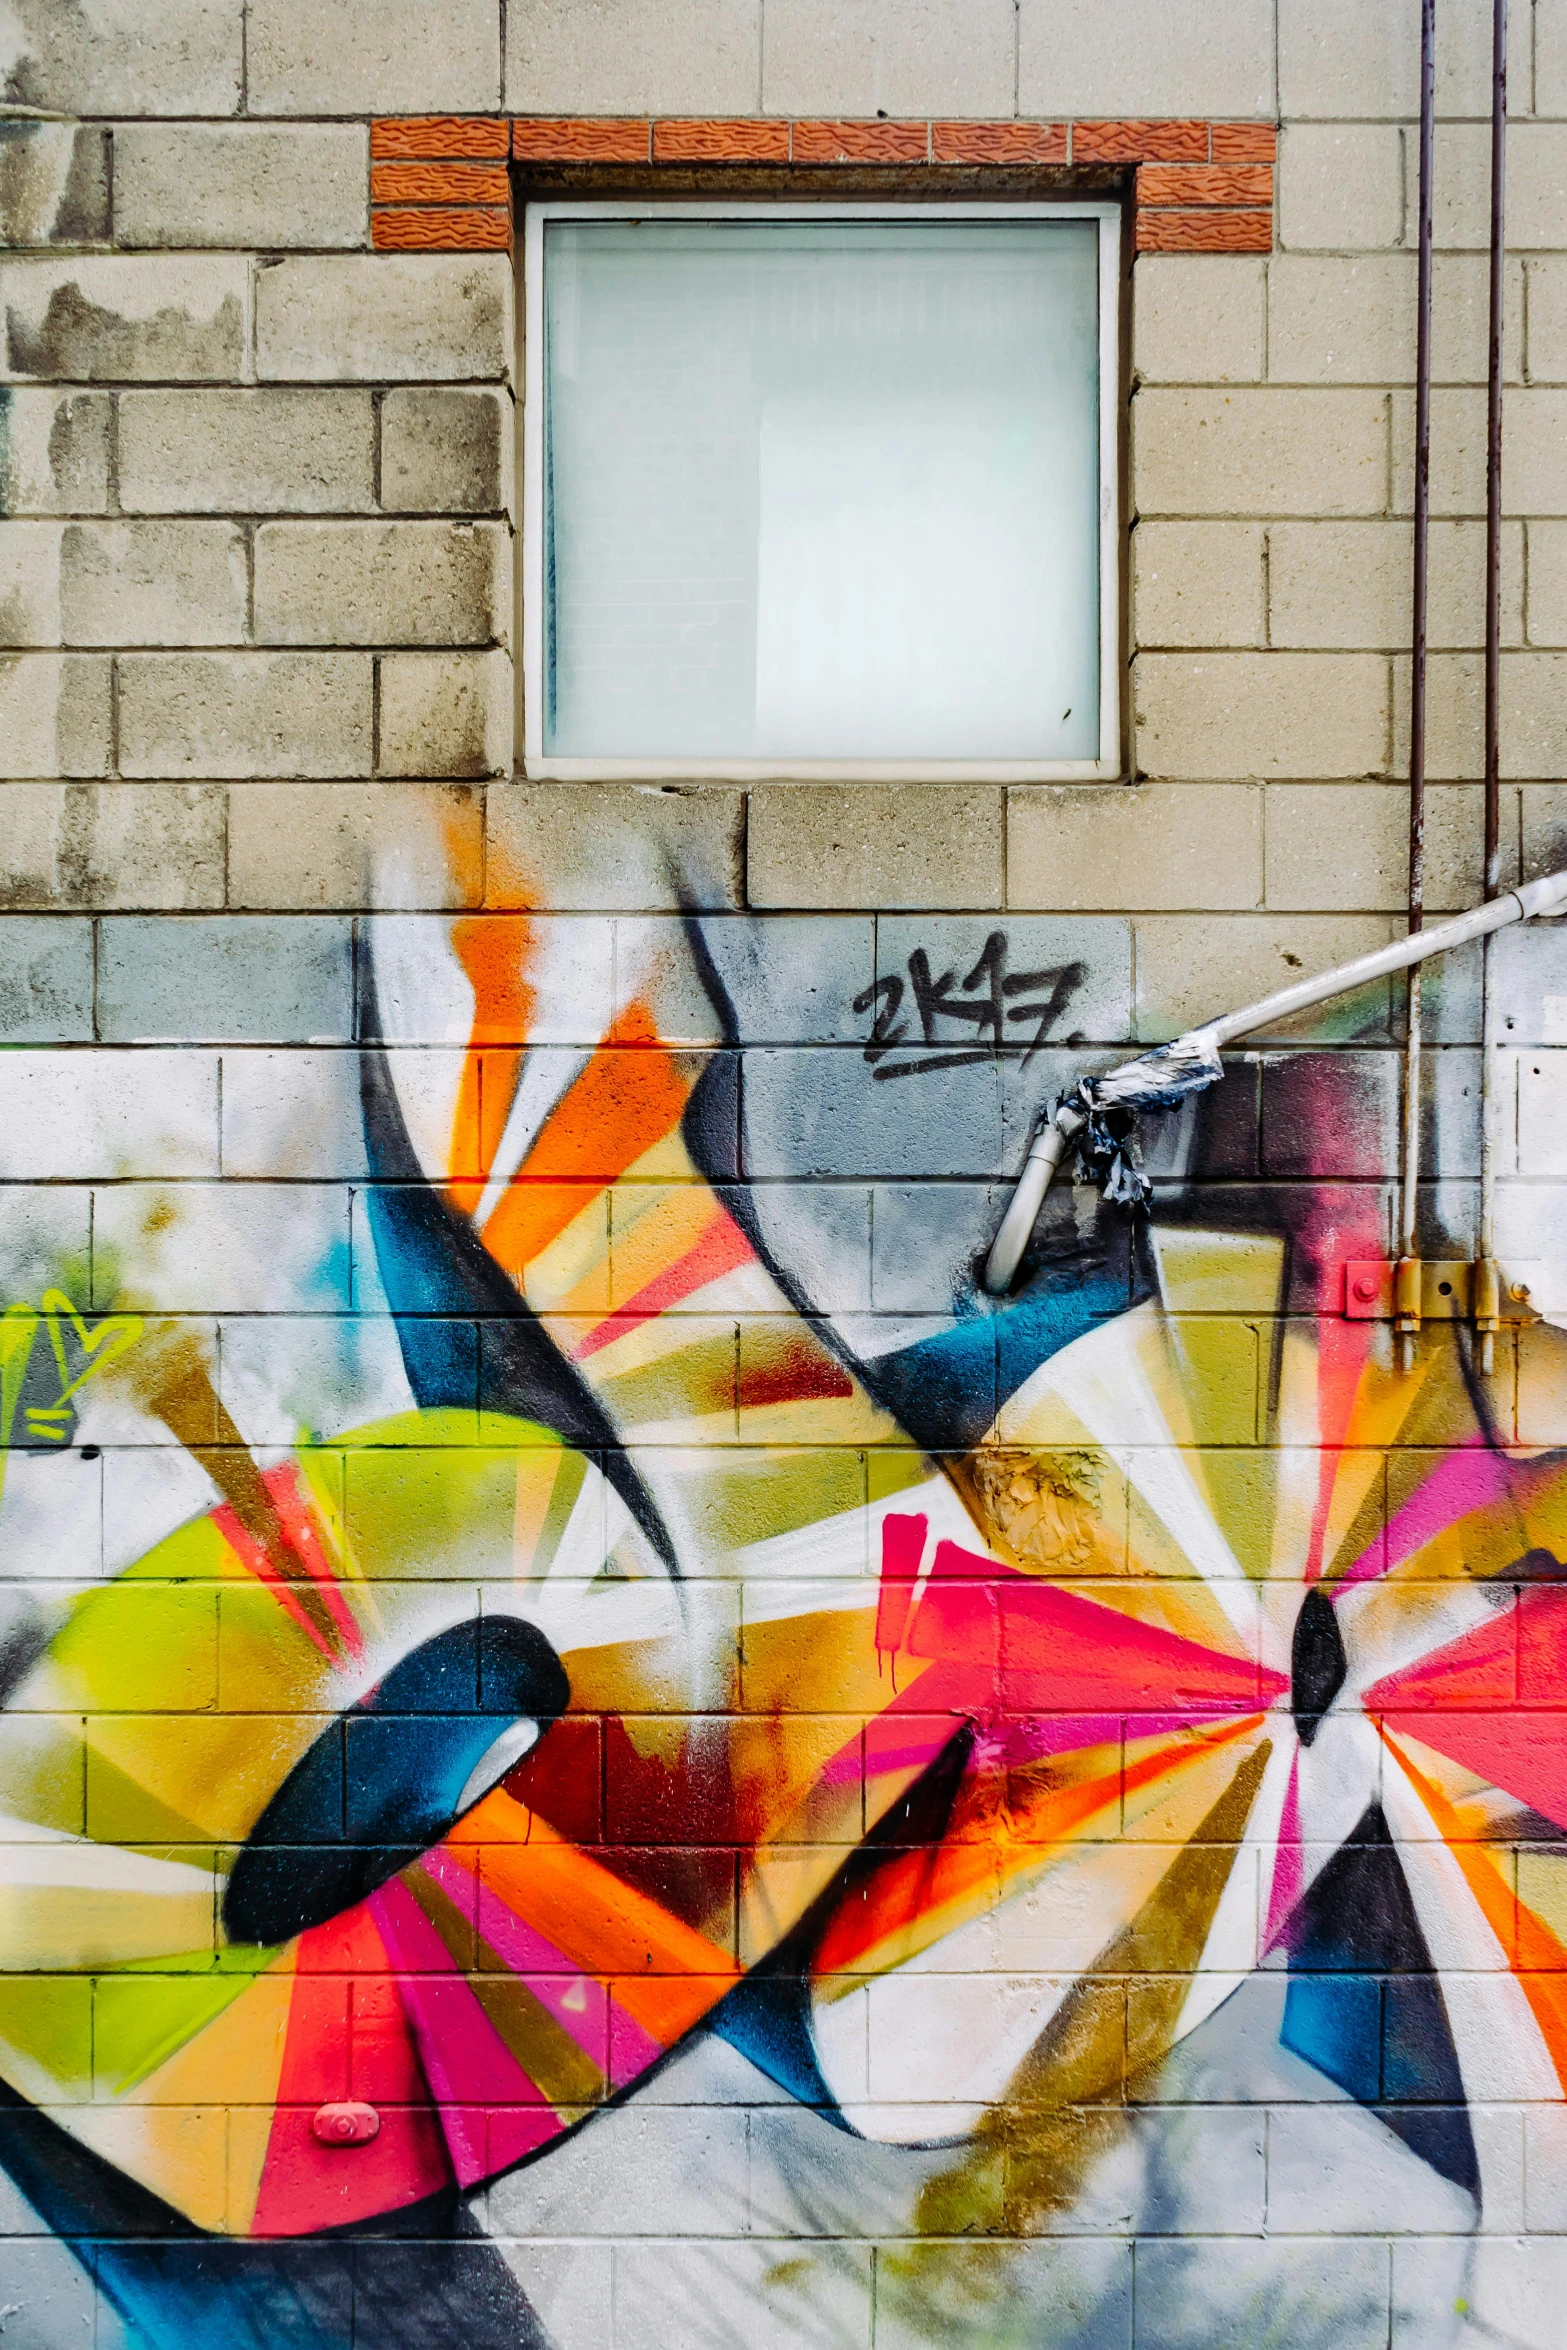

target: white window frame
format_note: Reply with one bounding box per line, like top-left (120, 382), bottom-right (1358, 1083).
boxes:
top-left (520, 197), bottom-right (1123, 783)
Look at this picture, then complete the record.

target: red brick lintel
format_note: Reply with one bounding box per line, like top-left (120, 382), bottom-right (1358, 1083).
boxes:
top-left (368, 116), bottom-right (1277, 253)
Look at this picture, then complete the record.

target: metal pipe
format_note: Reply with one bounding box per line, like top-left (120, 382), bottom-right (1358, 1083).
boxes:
top-left (981, 870), bottom-right (1567, 1295)
top-left (1400, 0), bottom-right (1438, 1374)
top-left (1476, 0), bottom-right (1509, 1374)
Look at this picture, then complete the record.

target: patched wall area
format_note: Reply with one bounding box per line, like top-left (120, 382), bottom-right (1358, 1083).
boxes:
top-left (5, 4), bottom-right (1567, 2348)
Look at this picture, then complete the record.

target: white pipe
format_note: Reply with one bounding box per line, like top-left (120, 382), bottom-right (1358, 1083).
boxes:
top-left (981, 868), bottom-right (1567, 1295)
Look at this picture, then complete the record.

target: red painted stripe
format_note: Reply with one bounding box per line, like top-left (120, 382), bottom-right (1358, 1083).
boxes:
top-left (574, 1210), bottom-right (755, 1360)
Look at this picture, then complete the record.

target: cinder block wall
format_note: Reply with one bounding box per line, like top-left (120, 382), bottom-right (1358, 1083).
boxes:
top-left (4, 4), bottom-right (1567, 2347)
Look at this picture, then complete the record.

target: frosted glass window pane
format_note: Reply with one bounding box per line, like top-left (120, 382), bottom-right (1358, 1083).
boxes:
top-left (542, 218), bottom-right (1102, 761)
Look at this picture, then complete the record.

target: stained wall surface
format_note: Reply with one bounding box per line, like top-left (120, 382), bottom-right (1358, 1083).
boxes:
top-left (5, 3), bottom-right (1567, 2345)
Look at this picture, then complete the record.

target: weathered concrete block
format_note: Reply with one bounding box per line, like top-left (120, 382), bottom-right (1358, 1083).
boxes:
top-left (1391, 649), bottom-right (1567, 781)
top-left (1279, 0), bottom-right (1496, 119)
top-left (506, 0), bottom-right (759, 114)
top-left (486, 783), bottom-right (743, 909)
top-left (98, 915), bottom-right (352, 1043)
top-left (1528, 258), bottom-right (1567, 384)
top-left (255, 255), bottom-right (510, 383)
top-left (1541, 0), bottom-right (1567, 115)
top-left (1263, 782), bottom-right (1414, 912)
top-left (1134, 912), bottom-right (1400, 1040)
top-left (253, 521), bottom-right (509, 647)
top-left (60, 521), bottom-right (246, 647)
top-left (1522, 783), bottom-right (1567, 883)
top-left (1007, 782), bottom-right (1263, 912)
top-left (1269, 520), bottom-right (1523, 651)
top-left (1424, 781), bottom-right (1519, 905)
top-left (0, 519), bottom-right (61, 644)
top-left (1132, 521), bottom-right (1265, 649)
top-left (92, 1182), bottom-right (353, 1313)
top-left (1391, 386), bottom-right (1484, 517)
top-left (378, 649), bottom-right (511, 776)
top-left (1134, 390), bottom-right (1388, 518)
top-left (1267, 255), bottom-right (1414, 385)
top-left (1133, 258), bottom-right (1265, 387)
top-left (748, 785), bottom-right (1003, 911)
top-left (1277, 125), bottom-right (1403, 254)
top-left (0, 258), bottom-right (245, 383)
top-left (0, 912), bottom-right (92, 1039)
top-left (0, 390), bottom-right (109, 516)
top-left (742, 1044), bottom-right (1003, 1180)
top-left (380, 387), bottom-right (511, 516)
top-left (1501, 653), bottom-right (1567, 781)
top-left (1133, 651), bottom-right (1391, 780)
top-left (1018, 0), bottom-right (1274, 115)
top-left (227, 781), bottom-right (482, 909)
top-left (0, 782), bottom-right (224, 909)
top-left (117, 652), bottom-right (372, 779)
top-left (1425, 123), bottom-right (1567, 253)
top-left (1269, 252), bottom-right (1523, 388)
top-left (117, 389), bottom-right (375, 516)
top-left (761, 0), bottom-right (1013, 116)
top-left (0, 0), bottom-right (242, 115)
top-left (0, 653), bottom-right (108, 776)
top-left (250, 0), bottom-right (500, 112)
top-left (1390, 650), bottom-right (1482, 781)
top-left (0, 124), bottom-right (109, 248)
top-left (1527, 522), bottom-right (1567, 646)
top-left (1503, 390), bottom-right (1567, 517)
top-left (1261, 1049), bottom-right (1401, 1180)
top-left (0, 1049), bottom-right (220, 1179)
top-left (113, 124), bottom-right (368, 252)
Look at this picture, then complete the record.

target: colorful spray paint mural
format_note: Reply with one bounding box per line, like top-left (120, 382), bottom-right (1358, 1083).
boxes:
top-left (4, 812), bottom-right (1567, 2346)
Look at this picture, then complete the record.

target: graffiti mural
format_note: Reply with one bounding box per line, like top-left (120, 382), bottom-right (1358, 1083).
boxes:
top-left (3, 814), bottom-right (1567, 2346)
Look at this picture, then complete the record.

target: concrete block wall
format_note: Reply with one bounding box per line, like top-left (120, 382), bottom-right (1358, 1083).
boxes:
top-left (4, 4), bottom-right (1567, 2348)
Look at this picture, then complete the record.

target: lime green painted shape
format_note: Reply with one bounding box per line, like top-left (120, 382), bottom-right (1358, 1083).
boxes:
top-left (1153, 1227), bottom-right (1285, 1319)
top-left (532, 1445), bottom-right (588, 1580)
top-left (119, 1511), bottom-right (241, 1588)
top-left (1189, 1446), bottom-right (1279, 1584)
top-left (84, 1752), bottom-right (217, 1851)
top-left (50, 1583), bottom-right (217, 1713)
top-left (0, 1303), bottom-right (39, 1458)
top-left (0, 1976), bottom-right (92, 2092)
top-left (683, 1447), bottom-right (870, 1554)
top-left (94, 1953), bottom-right (277, 2098)
top-left (868, 1448), bottom-right (937, 1504)
top-left (342, 1416), bottom-right (557, 1583)
top-left (1159, 1316), bottom-right (1260, 1448)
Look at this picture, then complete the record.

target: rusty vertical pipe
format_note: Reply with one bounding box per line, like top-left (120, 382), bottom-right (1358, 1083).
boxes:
top-left (1484, 0), bottom-right (1507, 901)
top-left (1399, 0), bottom-right (1437, 1375)
top-left (1476, 0), bottom-right (1509, 1373)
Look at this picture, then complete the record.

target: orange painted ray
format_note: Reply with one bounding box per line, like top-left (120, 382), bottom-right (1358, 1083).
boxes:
top-left (1383, 1728), bottom-right (1567, 2094)
top-left (447, 913), bottom-right (535, 1214)
top-left (480, 1001), bottom-right (694, 1276)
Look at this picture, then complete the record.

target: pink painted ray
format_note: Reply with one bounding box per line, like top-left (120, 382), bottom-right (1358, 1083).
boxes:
top-left (1263, 1749), bottom-right (1303, 1952)
top-left (1338, 1434), bottom-right (1511, 1591)
top-left (368, 1879), bottom-right (558, 2186)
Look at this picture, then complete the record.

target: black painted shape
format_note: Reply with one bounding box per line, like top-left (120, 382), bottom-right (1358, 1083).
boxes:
top-left (1291, 1586), bottom-right (1348, 1747)
top-left (710, 1724), bottom-right (976, 2129)
top-left (355, 959), bottom-right (679, 1574)
top-left (223, 1618), bottom-right (568, 1948)
top-left (1283, 1804), bottom-right (1480, 2200)
top-left (0, 2053), bottom-right (550, 2348)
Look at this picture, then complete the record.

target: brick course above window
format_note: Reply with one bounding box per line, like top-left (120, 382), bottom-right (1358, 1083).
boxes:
top-left (367, 115), bottom-right (1276, 255)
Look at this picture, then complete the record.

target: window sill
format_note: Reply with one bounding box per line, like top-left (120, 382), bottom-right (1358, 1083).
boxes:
top-left (519, 757), bottom-right (1123, 783)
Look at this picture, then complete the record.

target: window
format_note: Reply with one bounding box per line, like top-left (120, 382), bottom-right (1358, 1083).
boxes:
top-left (522, 201), bottom-right (1121, 780)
